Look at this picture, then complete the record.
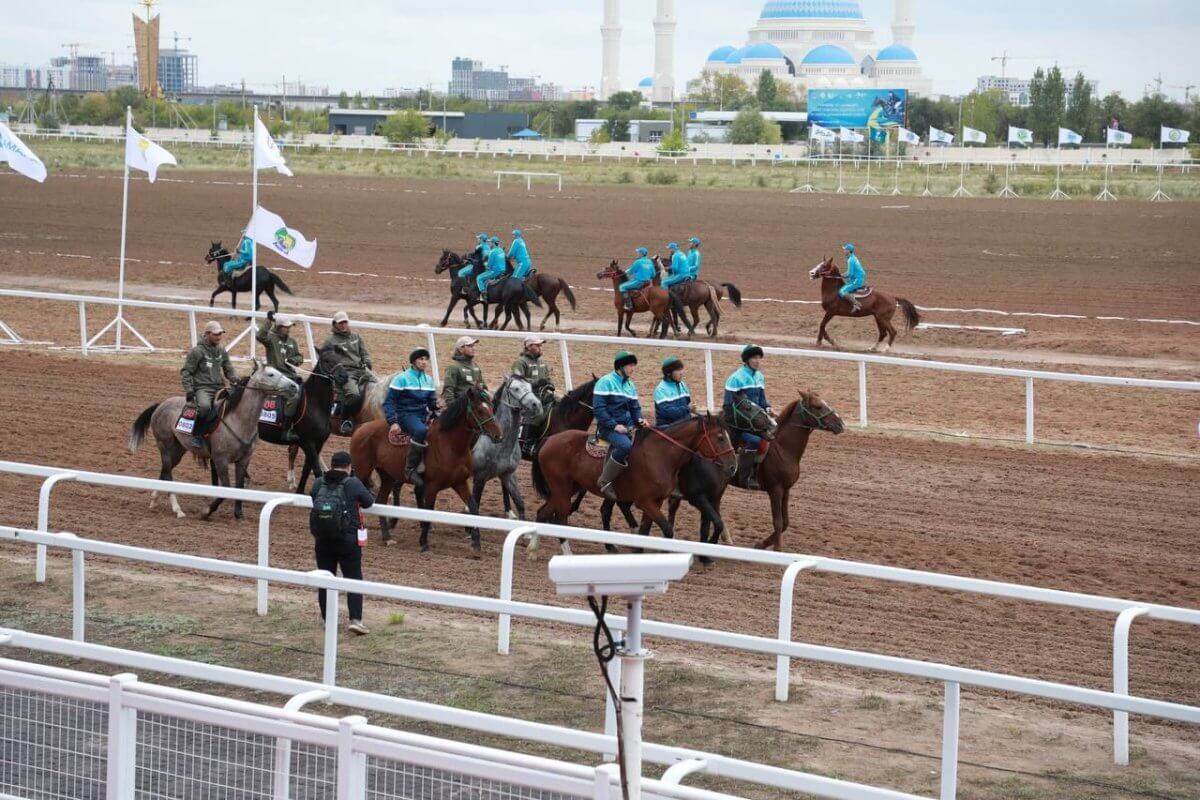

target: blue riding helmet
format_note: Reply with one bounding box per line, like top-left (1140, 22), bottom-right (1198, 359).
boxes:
top-left (477, 233), bottom-right (488, 241)
top-left (667, 242), bottom-right (679, 251)
top-left (512, 229), bottom-right (523, 238)
top-left (689, 237), bottom-right (701, 246)
top-left (490, 236), bottom-right (501, 244)
top-left (635, 247), bottom-right (649, 257)
top-left (843, 243), bottom-right (855, 253)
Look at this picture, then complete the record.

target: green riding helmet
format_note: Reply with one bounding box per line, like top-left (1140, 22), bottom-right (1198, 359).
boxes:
top-left (741, 344), bottom-right (765, 363)
top-left (661, 356), bottom-right (683, 376)
top-left (614, 351), bottom-right (638, 371)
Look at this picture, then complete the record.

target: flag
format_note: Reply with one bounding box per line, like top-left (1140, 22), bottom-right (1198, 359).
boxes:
top-left (897, 127), bottom-right (920, 145)
top-left (0, 121), bottom-right (47, 183)
top-left (1161, 125), bottom-right (1191, 144)
top-left (246, 206), bottom-right (318, 268)
top-left (839, 127), bottom-right (864, 144)
top-left (929, 127), bottom-right (954, 145)
top-left (1008, 126), bottom-right (1033, 145)
top-left (963, 127), bottom-right (988, 144)
top-left (809, 123), bottom-right (837, 143)
top-left (124, 120), bottom-right (176, 182)
top-left (1106, 128), bottom-right (1133, 146)
top-left (1058, 127), bottom-right (1083, 146)
top-left (254, 114), bottom-right (293, 176)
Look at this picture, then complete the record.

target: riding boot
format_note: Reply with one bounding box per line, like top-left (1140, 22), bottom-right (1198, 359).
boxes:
top-left (405, 441), bottom-right (427, 488)
top-left (282, 423), bottom-right (300, 444)
top-left (849, 296), bottom-right (862, 313)
top-left (191, 435), bottom-right (206, 450)
top-left (598, 455), bottom-right (628, 502)
top-left (623, 292), bottom-right (634, 311)
top-left (738, 450), bottom-right (761, 490)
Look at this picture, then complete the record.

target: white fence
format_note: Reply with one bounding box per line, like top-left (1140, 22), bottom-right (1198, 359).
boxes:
top-left (1, 288), bottom-right (1197, 447)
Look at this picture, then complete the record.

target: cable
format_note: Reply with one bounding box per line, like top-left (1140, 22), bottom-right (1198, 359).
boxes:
top-left (588, 595), bottom-right (629, 800)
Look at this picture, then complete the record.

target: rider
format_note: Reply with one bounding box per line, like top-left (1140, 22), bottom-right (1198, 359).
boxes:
top-left (476, 235), bottom-right (507, 295)
top-left (508, 229), bottom-right (534, 281)
top-left (594, 350), bottom-right (648, 501)
top-left (840, 242), bottom-right (867, 312)
top-left (687, 236), bottom-right (702, 278)
top-left (460, 233), bottom-right (489, 280)
top-left (384, 348), bottom-right (440, 488)
top-left (618, 247), bottom-right (657, 311)
top-left (653, 357), bottom-right (692, 428)
top-left (442, 336), bottom-right (488, 405)
top-left (257, 311), bottom-right (304, 443)
top-left (723, 344), bottom-right (775, 490)
top-left (661, 242), bottom-right (692, 292)
top-left (222, 233), bottom-right (255, 281)
top-left (321, 311), bottom-right (375, 435)
top-left (181, 320), bottom-right (238, 450)
top-left (511, 336), bottom-right (553, 453)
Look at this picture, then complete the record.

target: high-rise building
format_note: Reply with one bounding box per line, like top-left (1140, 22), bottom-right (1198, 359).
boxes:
top-left (448, 57), bottom-right (510, 101)
top-left (157, 49), bottom-right (197, 94)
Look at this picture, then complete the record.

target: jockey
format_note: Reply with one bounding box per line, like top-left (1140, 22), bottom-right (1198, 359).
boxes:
top-left (508, 229), bottom-right (534, 280)
top-left (723, 344), bottom-right (775, 490)
top-left (442, 336), bottom-right (488, 405)
top-left (321, 311), bottom-right (375, 435)
top-left (476, 235), bottom-right (507, 294)
top-left (460, 233), bottom-right (489, 279)
top-left (661, 242), bottom-right (692, 291)
top-left (384, 348), bottom-right (439, 488)
top-left (840, 243), bottom-right (867, 312)
top-left (257, 311), bottom-right (304, 443)
top-left (594, 351), bottom-right (648, 501)
top-left (654, 357), bottom-right (692, 428)
top-left (618, 247), bottom-right (656, 311)
top-left (223, 234), bottom-right (254, 277)
top-left (181, 320), bottom-right (237, 450)
top-left (686, 237), bottom-right (703, 278)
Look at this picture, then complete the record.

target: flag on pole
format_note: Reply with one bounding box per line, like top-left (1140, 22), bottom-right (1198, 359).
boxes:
top-left (1106, 128), bottom-right (1133, 146)
top-left (897, 127), bottom-right (920, 145)
top-left (254, 114), bottom-right (294, 176)
top-left (839, 127), bottom-right (864, 144)
top-left (963, 127), bottom-right (988, 144)
top-left (809, 123), bottom-right (837, 143)
top-left (1058, 127), bottom-right (1083, 145)
top-left (1161, 125), bottom-right (1191, 144)
top-left (1008, 126), bottom-right (1034, 145)
top-left (246, 206), bottom-right (318, 268)
top-left (929, 127), bottom-right (954, 145)
top-left (124, 120), bottom-right (177, 182)
top-left (0, 121), bottom-right (47, 182)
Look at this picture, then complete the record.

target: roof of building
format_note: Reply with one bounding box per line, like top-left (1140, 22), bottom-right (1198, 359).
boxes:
top-left (741, 42), bottom-right (788, 61)
top-left (638, 76), bottom-right (654, 88)
top-left (760, 0), bottom-right (864, 20)
top-left (876, 43), bottom-right (918, 61)
top-left (801, 44), bottom-right (857, 65)
top-left (706, 45), bottom-right (737, 62)
top-left (724, 47), bottom-right (747, 64)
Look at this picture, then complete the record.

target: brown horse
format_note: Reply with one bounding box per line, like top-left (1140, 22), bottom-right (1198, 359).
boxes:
top-left (350, 386), bottom-right (503, 556)
top-left (597, 260), bottom-right (681, 339)
top-left (650, 257), bottom-right (743, 338)
top-left (529, 414), bottom-right (736, 549)
top-left (809, 257), bottom-right (921, 352)
top-left (523, 271), bottom-right (578, 330)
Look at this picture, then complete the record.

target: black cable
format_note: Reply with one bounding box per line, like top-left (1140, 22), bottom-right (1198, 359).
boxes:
top-left (588, 595), bottom-right (629, 800)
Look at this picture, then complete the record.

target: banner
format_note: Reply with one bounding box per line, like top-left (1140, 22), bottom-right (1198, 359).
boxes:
top-left (124, 120), bottom-right (177, 182)
top-left (1058, 127), bottom-right (1083, 146)
top-left (963, 127), bottom-right (988, 144)
top-left (897, 127), bottom-right (920, 145)
top-left (1161, 125), bottom-right (1191, 144)
top-left (808, 89), bottom-right (907, 130)
top-left (1106, 128), bottom-right (1133, 146)
top-left (838, 127), bottom-right (864, 144)
top-left (254, 114), bottom-right (294, 176)
top-left (1008, 126), bottom-right (1033, 146)
top-left (809, 123), bottom-right (838, 143)
top-left (929, 127), bottom-right (954, 145)
top-left (246, 206), bottom-right (318, 268)
top-left (0, 121), bottom-right (47, 182)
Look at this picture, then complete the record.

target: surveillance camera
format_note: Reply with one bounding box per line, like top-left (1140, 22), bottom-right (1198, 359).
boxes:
top-left (548, 554), bottom-right (693, 597)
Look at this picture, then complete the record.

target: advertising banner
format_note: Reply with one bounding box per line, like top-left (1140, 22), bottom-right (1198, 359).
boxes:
top-left (808, 89), bottom-right (908, 135)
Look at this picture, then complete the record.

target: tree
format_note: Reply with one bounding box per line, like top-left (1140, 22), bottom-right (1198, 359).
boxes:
top-left (589, 126), bottom-right (611, 144)
top-left (727, 106), bottom-right (780, 144)
top-left (1092, 92), bottom-right (1128, 137)
top-left (337, 92), bottom-right (349, 110)
top-left (657, 129), bottom-right (685, 153)
top-left (1026, 67), bottom-right (1065, 144)
top-left (1128, 93), bottom-right (1186, 141)
top-left (377, 110), bottom-right (428, 143)
top-left (607, 91), bottom-right (642, 111)
top-left (688, 71), bottom-right (752, 110)
top-left (1065, 72), bottom-right (1093, 139)
top-left (908, 95), bottom-right (956, 138)
top-left (961, 89), bottom-right (1003, 143)
top-left (755, 70), bottom-right (778, 108)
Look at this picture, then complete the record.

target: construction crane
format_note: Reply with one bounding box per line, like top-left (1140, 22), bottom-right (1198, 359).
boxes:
top-left (991, 51), bottom-right (1053, 78)
top-left (60, 42), bottom-right (90, 60)
top-left (171, 31), bottom-right (192, 52)
top-left (1166, 83), bottom-right (1196, 103)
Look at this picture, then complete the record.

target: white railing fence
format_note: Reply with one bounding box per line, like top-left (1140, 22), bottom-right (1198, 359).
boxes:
top-left (1, 288), bottom-right (1197, 448)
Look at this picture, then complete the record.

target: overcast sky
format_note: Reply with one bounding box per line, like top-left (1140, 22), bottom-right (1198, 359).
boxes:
top-left (7, 0), bottom-right (1198, 101)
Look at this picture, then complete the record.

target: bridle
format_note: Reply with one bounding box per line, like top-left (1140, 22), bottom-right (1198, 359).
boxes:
top-left (645, 417), bottom-right (735, 465)
top-left (466, 390), bottom-right (501, 442)
top-left (785, 399), bottom-right (838, 431)
top-left (728, 396), bottom-right (777, 439)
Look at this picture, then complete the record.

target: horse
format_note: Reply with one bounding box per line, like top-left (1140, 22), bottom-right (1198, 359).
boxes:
top-left (434, 250), bottom-right (542, 330)
top-left (350, 386), bottom-right (503, 556)
top-left (257, 364), bottom-right (336, 494)
top-left (650, 257), bottom-right (743, 338)
top-left (808, 257), bottom-right (921, 352)
top-left (315, 346), bottom-right (387, 438)
top-left (529, 414), bottom-right (736, 558)
top-left (522, 270), bottom-right (578, 330)
top-left (596, 260), bottom-right (682, 339)
top-left (469, 375), bottom-right (543, 525)
top-left (434, 250), bottom-right (487, 328)
top-left (129, 361), bottom-right (299, 521)
top-left (668, 392), bottom-right (844, 552)
top-left (204, 242), bottom-right (295, 312)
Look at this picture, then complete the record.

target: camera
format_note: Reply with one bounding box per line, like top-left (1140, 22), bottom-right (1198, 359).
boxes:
top-left (548, 554), bottom-right (693, 598)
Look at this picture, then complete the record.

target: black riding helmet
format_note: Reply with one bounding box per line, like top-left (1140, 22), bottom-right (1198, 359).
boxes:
top-left (661, 356), bottom-right (683, 377)
top-left (741, 344), bottom-right (764, 363)
top-left (614, 350), bottom-right (638, 371)
top-left (409, 348), bottom-right (431, 364)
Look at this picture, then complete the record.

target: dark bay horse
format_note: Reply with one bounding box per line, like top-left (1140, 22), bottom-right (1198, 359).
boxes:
top-left (205, 242), bottom-right (294, 312)
top-left (523, 271), bottom-right (577, 330)
top-left (434, 250), bottom-right (487, 328)
top-left (350, 386), bottom-right (502, 556)
top-left (435, 250), bottom-right (542, 330)
top-left (650, 257), bottom-right (743, 338)
top-left (257, 365), bottom-right (336, 494)
top-left (597, 260), bottom-right (681, 339)
top-left (809, 257), bottom-right (921, 352)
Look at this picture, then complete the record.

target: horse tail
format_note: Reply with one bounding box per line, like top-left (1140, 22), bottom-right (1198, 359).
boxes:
top-left (560, 279), bottom-right (577, 310)
top-left (272, 271), bottom-right (295, 296)
top-left (722, 283), bottom-right (743, 308)
top-left (897, 297), bottom-right (921, 331)
top-left (129, 403), bottom-right (159, 453)
top-left (531, 454), bottom-right (551, 499)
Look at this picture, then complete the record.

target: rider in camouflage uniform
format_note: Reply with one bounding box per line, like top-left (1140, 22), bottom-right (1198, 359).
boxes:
top-left (257, 311), bottom-right (305, 442)
top-left (442, 336), bottom-right (488, 405)
top-left (181, 320), bottom-right (238, 449)
top-left (510, 336), bottom-right (554, 454)
top-left (321, 311), bottom-right (375, 435)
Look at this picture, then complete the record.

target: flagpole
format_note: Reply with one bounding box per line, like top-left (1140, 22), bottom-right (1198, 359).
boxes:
top-left (836, 134), bottom-right (845, 194)
top-left (1149, 136), bottom-right (1171, 201)
top-left (891, 131), bottom-right (902, 196)
top-left (250, 106), bottom-right (259, 358)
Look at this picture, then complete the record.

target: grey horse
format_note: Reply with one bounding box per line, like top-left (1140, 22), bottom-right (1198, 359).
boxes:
top-left (469, 375), bottom-right (542, 526)
top-left (129, 361), bottom-right (299, 520)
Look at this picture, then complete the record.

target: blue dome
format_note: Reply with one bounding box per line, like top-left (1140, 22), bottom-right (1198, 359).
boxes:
top-left (638, 76), bottom-right (653, 88)
top-left (876, 43), bottom-right (917, 61)
top-left (760, 0), bottom-right (864, 20)
top-left (801, 45), bottom-right (856, 65)
top-left (706, 45), bottom-right (737, 62)
top-left (724, 48), bottom-right (747, 65)
top-left (741, 42), bottom-right (787, 61)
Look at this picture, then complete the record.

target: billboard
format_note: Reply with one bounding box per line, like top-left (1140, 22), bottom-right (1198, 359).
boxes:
top-left (808, 89), bottom-right (907, 141)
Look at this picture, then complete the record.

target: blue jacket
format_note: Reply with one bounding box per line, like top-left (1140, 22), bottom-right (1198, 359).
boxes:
top-left (486, 246), bottom-right (507, 273)
top-left (383, 367), bottom-right (438, 423)
top-left (845, 253), bottom-right (866, 287)
top-left (594, 370), bottom-right (642, 432)
top-left (687, 248), bottom-right (702, 277)
top-left (625, 257), bottom-right (656, 288)
top-left (508, 237), bottom-right (532, 276)
top-left (668, 250), bottom-right (689, 278)
top-left (478, 242), bottom-right (492, 261)
top-left (654, 379), bottom-right (692, 427)
top-left (723, 365), bottom-right (768, 410)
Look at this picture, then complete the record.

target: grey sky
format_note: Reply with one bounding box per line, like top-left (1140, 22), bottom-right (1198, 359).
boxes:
top-left (8, 1), bottom-right (1198, 101)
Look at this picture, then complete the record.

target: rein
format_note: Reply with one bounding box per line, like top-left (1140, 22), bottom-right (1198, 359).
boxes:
top-left (644, 420), bottom-right (733, 463)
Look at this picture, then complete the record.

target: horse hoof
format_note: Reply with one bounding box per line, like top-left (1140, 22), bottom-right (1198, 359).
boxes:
top-left (506, 510), bottom-right (518, 520)
top-left (175, 511), bottom-right (187, 520)
top-left (420, 544), bottom-right (430, 553)
top-left (468, 546), bottom-right (482, 560)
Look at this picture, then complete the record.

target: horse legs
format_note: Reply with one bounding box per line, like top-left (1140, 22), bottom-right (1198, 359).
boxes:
top-left (457, 481), bottom-right (483, 558)
top-left (265, 284), bottom-right (281, 313)
top-left (375, 474), bottom-right (395, 544)
top-left (233, 459), bottom-right (249, 520)
top-left (229, 291), bottom-right (237, 310)
top-left (440, 295), bottom-right (461, 327)
top-left (296, 441), bottom-right (322, 494)
top-left (540, 300), bottom-right (557, 331)
top-left (287, 443), bottom-right (300, 491)
top-left (416, 484), bottom-right (435, 553)
top-left (153, 440), bottom-right (187, 518)
top-left (817, 311), bottom-right (838, 348)
top-left (755, 487), bottom-right (788, 550)
top-left (201, 459), bottom-right (230, 520)
top-left (500, 470), bottom-right (525, 521)
top-left (871, 316), bottom-right (888, 352)
top-left (208, 287), bottom-right (224, 308)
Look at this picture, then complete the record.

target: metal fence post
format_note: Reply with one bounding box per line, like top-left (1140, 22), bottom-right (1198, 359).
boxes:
top-left (106, 673), bottom-right (138, 800)
top-left (336, 716), bottom-right (368, 800)
top-left (940, 681), bottom-right (961, 800)
top-left (273, 690), bottom-right (331, 800)
top-left (258, 497), bottom-right (306, 616)
top-left (858, 360), bottom-right (868, 428)
top-left (187, 311), bottom-right (198, 348)
top-left (303, 320), bottom-right (318, 364)
top-left (36, 472), bottom-right (78, 583)
top-left (1113, 607), bottom-right (1149, 765)
top-left (78, 301), bottom-right (88, 356)
top-left (559, 338), bottom-right (574, 390)
top-left (1025, 377), bottom-right (1035, 443)
top-left (704, 349), bottom-right (715, 410)
top-left (311, 569), bottom-right (339, 685)
top-left (422, 324), bottom-right (441, 388)
top-left (69, 536), bottom-right (85, 641)
top-left (498, 526), bottom-right (537, 655)
top-left (775, 559), bottom-right (818, 701)
top-left (603, 657), bottom-right (621, 762)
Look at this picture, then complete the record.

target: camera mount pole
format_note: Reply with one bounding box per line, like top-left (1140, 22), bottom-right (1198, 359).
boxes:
top-left (618, 596), bottom-right (648, 800)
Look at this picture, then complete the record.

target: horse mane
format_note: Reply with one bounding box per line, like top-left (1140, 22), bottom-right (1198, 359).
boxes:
top-left (559, 376), bottom-right (597, 414)
top-left (436, 389), bottom-right (474, 431)
top-left (224, 380), bottom-right (248, 413)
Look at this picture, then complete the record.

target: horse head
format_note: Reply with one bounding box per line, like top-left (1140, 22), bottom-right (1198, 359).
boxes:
top-left (808, 256), bottom-right (839, 281)
top-left (789, 390), bottom-right (844, 434)
top-left (697, 411), bottom-right (738, 476)
top-left (248, 363), bottom-right (301, 399)
top-left (468, 385), bottom-right (504, 443)
top-left (596, 260), bottom-right (624, 281)
top-left (728, 396), bottom-right (779, 441)
top-left (205, 241), bottom-right (228, 266)
top-left (502, 375), bottom-right (543, 422)
top-left (435, 249), bottom-right (459, 273)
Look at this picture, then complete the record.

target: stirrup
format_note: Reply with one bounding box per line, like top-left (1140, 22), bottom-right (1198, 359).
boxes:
top-left (339, 419), bottom-right (354, 435)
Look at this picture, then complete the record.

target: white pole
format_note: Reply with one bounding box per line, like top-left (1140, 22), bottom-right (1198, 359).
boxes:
top-left (116, 106), bottom-right (133, 350)
top-left (250, 107), bottom-right (259, 359)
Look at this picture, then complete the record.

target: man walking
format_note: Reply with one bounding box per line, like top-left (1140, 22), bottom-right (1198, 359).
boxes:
top-left (309, 451), bottom-right (375, 635)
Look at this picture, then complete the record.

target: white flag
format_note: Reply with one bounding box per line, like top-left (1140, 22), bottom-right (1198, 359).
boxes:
top-left (1058, 127), bottom-right (1083, 146)
top-left (1107, 128), bottom-right (1132, 146)
top-left (1161, 125), bottom-right (1191, 144)
top-left (963, 127), bottom-right (988, 144)
top-left (1008, 126), bottom-right (1033, 145)
top-left (809, 123), bottom-right (837, 143)
top-left (929, 126), bottom-right (954, 145)
top-left (897, 127), bottom-right (920, 145)
top-left (254, 114), bottom-right (293, 177)
top-left (839, 127), bottom-right (864, 144)
top-left (124, 120), bottom-right (177, 183)
top-left (0, 121), bottom-right (47, 183)
top-left (247, 206), bottom-right (317, 268)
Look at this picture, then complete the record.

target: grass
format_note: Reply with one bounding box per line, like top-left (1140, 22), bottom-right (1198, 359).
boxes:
top-left (854, 693), bottom-right (891, 711)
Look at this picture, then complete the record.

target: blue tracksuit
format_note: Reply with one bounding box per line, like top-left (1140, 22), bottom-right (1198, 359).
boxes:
top-left (459, 243), bottom-right (488, 279)
top-left (723, 365), bottom-right (769, 449)
top-left (477, 246), bottom-right (507, 292)
top-left (383, 367), bottom-right (438, 443)
top-left (840, 253), bottom-right (866, 298)
top-left (687, 247), bottom-right (702, 277)
top-left (224, 237), bottom-right (254, 274)
top-left (653, 379), bottom-right (691, 427)
top-left (508, 237), bottom-right (533, 279)
top-left (618, 257), bottom-right (656, 293)
top-left (593, 370), bottom-right (642, 462)
top-left (662, 251), bottom-right (692, 289)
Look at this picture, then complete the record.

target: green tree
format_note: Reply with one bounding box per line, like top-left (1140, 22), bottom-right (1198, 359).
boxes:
top-left (755, 70), bottom-right (778, 108)
top-left (607, 91), bottom-right (643, 111)
top-left (688, 71), bottom-right (752, 110)
top-left (377, 110), bottom-right (428, 143)
top-left (657, 129), bottom-right (685, 153)
top-left (907, 95), bottom-right (955, 139)
top-left (1128, 93), bottom-right (1186, 141)
top-left (76, 93), bottom-right (113, 124)
top-left (1064, 72), bottom-right (1093, 139)
top-left (1092, 92), bottom-right (1129, 137)
top-left (961, 89), bottom-right (1003, 143)
top-left (1026, 67), bottom-right (1066, 145)
top-left (337, 92), bottom-right (349, 109)
top-left (727, 107), bottom-right (780, 144)
top-left (589, 126), bottom-right (611, 144)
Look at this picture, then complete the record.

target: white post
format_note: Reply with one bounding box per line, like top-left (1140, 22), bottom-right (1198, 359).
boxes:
top-left (303, 320), bottom-right (317, 364)
top-left (187, 310), bottom-right (198, 348)
top-left (836, 136), bottom-right (844, 193)
top-left (940, 681), bottom-right (961, 800)
top-left (704, 348), bottom-right (714, 410)
top-left (313, 569), bottom-right (339, 685)
top-left (857, 360), bottom-right (868, 428)
top-left (496, 526), bottom-right (536, 655)
top-left (106, 674), bottom-right (139, 800)
top-left (603, 656), bottom-right (621, 761)
top-left (1113, 607), bottom-right (1149, 765)
top-left (274, 690), bottom-right (331, 800)
top-left (70, 538), bottom-right (85, 641)
top-left (78, 301), bottom-right (88, 355)
top-left (336, 716), bottom-right (368, 800)
top-left (116, 106), bottom-right (132, 350)
top-left (559, 337), bottom-right (574, 389)
top-left (250, 107), bottom-right (260, 359)
top-left (36, 472), bottom-right (78, 582)
top-left (423, 325), bottom-right (441, 388)
top-left (1024, 376), bottom-right (1034, 444)
top-left (619, 597), bottom-right (647, 800)
top-left (258, 497), bottom-right (304, 616)
top-left (775, 559), bottom-right (817, 701)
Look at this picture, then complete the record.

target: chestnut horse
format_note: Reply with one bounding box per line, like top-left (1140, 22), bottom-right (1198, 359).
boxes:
top-left (809, 257), bottom-right (921, 352)
top-left (349, 386), bottom-right (502, 556)
top-left (597, 260), bottom-right (682, 339)
top-left (523, 271), bottom-right (578, 330)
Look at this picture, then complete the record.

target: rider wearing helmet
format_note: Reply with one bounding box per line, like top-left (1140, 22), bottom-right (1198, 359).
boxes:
top-left (686, 237), bottom-right (703, 279)
top-left (508, 229), bottom-right (534, 281)
top-left (383, 348), bottom-right (439, 488)
top-left (840, 243), bottom-right (867, 312)
top-left (222, 234), bottom-right (255, 280)
top-left (476, 235), bottom-right (507, 295)
top-left (594, 351), bottom-right (648, 500)
top-left (723, 344), bottom-right (775, 490)
top-left (618, 247), bottom-right (657, 311)
top-left (459, 233), bottom-right (490, 280)
top-left (661, 242), bottom-right (692, 291)
top-left (653, 357), bottom-right (692, 428)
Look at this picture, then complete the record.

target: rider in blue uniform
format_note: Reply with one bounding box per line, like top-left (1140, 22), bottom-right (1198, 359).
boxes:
top-left (593, 351), bottom-right (647, 500)
top-left (661, 242), bottom-right (692, 291)
top-left (618, 247), bottom-right (656, 311)
top-left (653, 357), bottom-right (692, 427)
top-left (508, 229), bottom-right (534, 280)
top-left (723, 344), bottom-right (775, 489)
top-left (383, 348), bottom-right (439, 488)
top-left (840, 243), bottom-right (867, 312)
top-left (223, 235), bottom-right (254, 278)
top-left (477, 236), bottom-right (507, 294)
top-left (686, 237), bottom-right (702, 278)
top-left (460, 233), bottom-right (489, 280)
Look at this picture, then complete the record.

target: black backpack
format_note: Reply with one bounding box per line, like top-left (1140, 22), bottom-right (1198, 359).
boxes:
top-left (311, 479), bottom-right (349, 539)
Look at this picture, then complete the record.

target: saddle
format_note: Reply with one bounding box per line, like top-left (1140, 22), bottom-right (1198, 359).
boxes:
top-left (387, 428), bottom-right (411, 447)
top-left (585, 434), bottom-right (610, 460)
top-left (849, 286), bottom-right (873, 298)
top-left (176, 400), bottom-right (222, 439)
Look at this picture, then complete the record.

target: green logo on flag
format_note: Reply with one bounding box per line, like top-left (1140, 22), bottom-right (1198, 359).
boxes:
top-left (273, 227), bottom-right (296, 255)
top-left (1168, 129), bottom-right (1182, 142)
